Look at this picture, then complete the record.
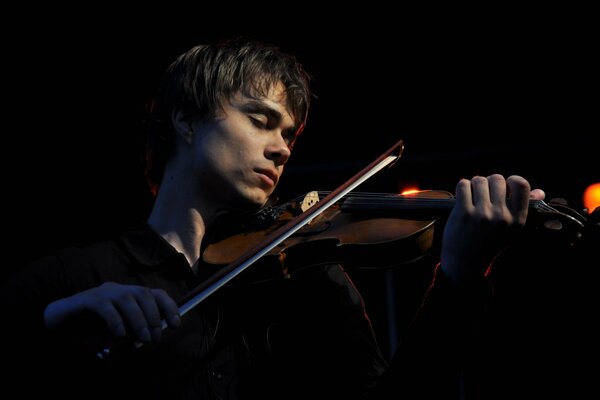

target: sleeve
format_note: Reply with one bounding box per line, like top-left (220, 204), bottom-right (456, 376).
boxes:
top-left (0, 255), bottom-right (71, 336)
top-left (0, 252), bottom-right (112, 398)
top-left (366, 263), bottom-right (494, 399)
top-left (316, 264), bottom-right (390, 394)
top-left (0, 255), bottom-right (73, 394)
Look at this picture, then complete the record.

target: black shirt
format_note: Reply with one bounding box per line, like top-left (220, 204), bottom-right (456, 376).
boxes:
top-left (1, 222), bottom-right (491, 399)
top-left (1, 222), bottom-right (392, 399)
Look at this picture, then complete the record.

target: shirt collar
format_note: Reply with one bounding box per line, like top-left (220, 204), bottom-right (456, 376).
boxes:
top-left (117, 222), bottom-right (184, 269)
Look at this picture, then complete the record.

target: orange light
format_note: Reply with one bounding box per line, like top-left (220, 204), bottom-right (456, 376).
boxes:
top-left (400, 188), bottom-right (421, 195)
top-left (583, 182), bottom-right (600, 213)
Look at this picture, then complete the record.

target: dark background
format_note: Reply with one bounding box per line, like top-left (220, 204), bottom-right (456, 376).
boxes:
top-left (6, 15), bottom-right (596, 261)
top-left (3, 9), bottom-right (598, 397)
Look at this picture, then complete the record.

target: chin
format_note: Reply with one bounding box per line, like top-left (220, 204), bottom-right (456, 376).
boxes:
top-left (234, 191), bottom-right (270, 211)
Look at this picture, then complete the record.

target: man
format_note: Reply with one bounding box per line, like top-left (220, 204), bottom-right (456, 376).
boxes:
top-left (1, 37), bottom-right (544, 399)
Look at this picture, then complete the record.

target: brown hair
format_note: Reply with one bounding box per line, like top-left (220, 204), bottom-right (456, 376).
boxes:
top-left (144, 37), bottom-right (312, 195)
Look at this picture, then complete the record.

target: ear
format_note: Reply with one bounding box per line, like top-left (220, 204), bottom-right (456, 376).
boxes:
top-left (171, 108), bottom-right (194, 145)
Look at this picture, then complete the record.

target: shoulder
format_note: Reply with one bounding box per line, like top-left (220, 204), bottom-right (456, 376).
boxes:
top-left (56, 221), bottom-right (177, 271)
top-left (6, 223), bottom-right (168, 290)
top-left (4, 237), bottom-right (127, 294)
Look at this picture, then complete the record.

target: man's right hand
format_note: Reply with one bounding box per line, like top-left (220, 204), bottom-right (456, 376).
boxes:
top-left (44, 282), bottom-right (181, 343)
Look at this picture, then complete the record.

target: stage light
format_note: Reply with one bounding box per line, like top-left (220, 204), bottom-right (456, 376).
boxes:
top-left (583, 182), bottom-right (600, 213)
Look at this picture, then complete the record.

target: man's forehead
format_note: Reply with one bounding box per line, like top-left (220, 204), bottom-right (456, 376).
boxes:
top-left (234, 86), bottom-right (294, 122)
top-left (238, 81), bottom-right (288, 104)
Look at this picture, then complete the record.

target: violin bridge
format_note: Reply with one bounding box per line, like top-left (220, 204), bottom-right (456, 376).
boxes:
top-left (300, 191), bottom-right (320, 212)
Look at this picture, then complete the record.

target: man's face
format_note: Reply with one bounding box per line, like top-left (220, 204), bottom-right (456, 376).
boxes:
top-left (189, 82), bottom-right (297, 210)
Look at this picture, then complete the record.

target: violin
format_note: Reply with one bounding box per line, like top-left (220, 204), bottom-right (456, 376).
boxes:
top-left (98, 139), bottom-right (591, 358)
top-left (177, 139), bottom-right (588, 317)
top-left (202, 189), bottom-right (588, 274)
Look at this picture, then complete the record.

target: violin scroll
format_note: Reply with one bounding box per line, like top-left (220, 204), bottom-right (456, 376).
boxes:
top-left (527, 197), bottom-right (588, 245)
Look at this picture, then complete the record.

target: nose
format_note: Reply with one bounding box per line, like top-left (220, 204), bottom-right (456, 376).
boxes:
top-left (265, 134), bottom-right (291, 165)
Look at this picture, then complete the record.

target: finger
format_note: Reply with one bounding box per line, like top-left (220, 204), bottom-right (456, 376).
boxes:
top-left (506, 175), bottom-right (531, 225)
top-left (93, 301), bottom-right (127, 338)
top-left (132, 287), bottom-right (165, 342)
top-left (470, 175), bottom-right (491, 208)
top-left (487, 174), bottom-right (507, 205)
top-left (530, 188), bottom-right (545, 200)
top-left (454, 178), bottom-right (473, 212)
top-left (151, 288), bottom-right (181, 329)
top-left (113, 293), bottom-right (153, 343)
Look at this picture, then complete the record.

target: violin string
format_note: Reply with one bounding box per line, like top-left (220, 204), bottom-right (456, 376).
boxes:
top-left (306, 192), bottom-right (557, 212)
top-left (313, 191), bottom-right (453, 208)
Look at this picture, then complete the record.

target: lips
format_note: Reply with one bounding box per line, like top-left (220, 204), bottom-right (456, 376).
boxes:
top-left (256, 168), bottom-right (278, 187)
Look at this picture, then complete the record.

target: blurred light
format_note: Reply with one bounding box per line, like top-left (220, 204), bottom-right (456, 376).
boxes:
top-left (400, 188), bottom-right (421, 195)
top-left (583, 182), bottom-right (600, 213)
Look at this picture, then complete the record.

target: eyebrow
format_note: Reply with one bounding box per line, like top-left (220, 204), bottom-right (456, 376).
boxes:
top-left (242, 100), bottom-right (283, 121)
top-left (241, 100), bottom-right (297, 134)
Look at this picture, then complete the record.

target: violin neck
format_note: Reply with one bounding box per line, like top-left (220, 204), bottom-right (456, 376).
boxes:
top-left (340, 194), bottom-right (452, 218)
top-left (340, 192), bottom-right (547, 218)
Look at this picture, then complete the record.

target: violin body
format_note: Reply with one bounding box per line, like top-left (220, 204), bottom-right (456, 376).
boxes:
top-left (202, 189), bottom-right (590, 283)
top-left (202, 190), bottom-right (457, 279)
top-left (185, 140), bottom-right (591, 316)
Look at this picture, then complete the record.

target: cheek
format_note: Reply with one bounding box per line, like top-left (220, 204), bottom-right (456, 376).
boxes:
top-left (196, 143), bottom-right (239, 181)
top-left (192, 120), bottom-right (254, 177)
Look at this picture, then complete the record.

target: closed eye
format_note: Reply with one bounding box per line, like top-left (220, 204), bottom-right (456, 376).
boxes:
top-left (240, 100), bottom-right (297, 148)
top-left (249, 114), bottom-right (268, 128)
